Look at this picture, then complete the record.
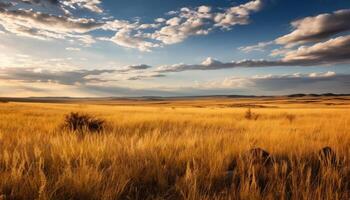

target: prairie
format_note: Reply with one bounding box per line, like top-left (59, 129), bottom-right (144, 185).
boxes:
top-left (0, 96), bottom-right (349, 200)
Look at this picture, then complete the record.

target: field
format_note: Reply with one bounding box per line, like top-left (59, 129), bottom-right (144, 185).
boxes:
top-left (0, 96), bottom-right (349, 200)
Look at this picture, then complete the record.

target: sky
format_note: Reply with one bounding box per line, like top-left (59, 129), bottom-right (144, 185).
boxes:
top-left (0, 0), bottom-right (350, 97)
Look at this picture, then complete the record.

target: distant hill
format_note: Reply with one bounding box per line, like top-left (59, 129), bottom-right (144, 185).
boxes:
top-left (1, 93), bottom-right (349, 104)
top-left (287, 93), bottom-right (350, 98)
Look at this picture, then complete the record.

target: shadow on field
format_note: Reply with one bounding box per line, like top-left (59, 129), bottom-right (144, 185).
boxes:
top-left (106, 146), bottom-right (348, 200)
top-left (215, 146), bottom-right (347, 200)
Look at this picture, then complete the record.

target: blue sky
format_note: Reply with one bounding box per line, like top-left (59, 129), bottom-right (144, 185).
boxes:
top-left (0, 0), bottom-right (350, 97)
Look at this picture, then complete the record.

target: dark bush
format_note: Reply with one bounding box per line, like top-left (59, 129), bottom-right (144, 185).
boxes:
top-left (63, 112), bottom-right (105, 133)
top-left (245, 108), bottom-right (259, 120)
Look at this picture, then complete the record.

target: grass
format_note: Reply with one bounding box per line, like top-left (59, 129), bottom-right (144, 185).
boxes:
top-left (0, 97), bottom-right (349, 200)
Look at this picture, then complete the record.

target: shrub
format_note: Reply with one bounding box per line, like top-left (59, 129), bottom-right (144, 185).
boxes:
top-left (63, 112), bottom-right (105, 133)
top-left (245, 108), bottom-right (259, 120)
top-left (285, 114), bottom-right (296, 123)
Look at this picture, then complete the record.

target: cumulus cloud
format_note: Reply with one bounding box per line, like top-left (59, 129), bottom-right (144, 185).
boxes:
top-left (281, 35), bottom-right (350, 64)
top-left (148, 7), bottom-right (213, 45)
top-left (0, 0), bottom-right (264, 51)
top-left (0, 1), bottom-right (103, 43)
top-left (276, 9), bottom-right (350, 47)
top-left (99, 19), bottom-right (163, 51)
top-left (98, 0), bottom-right (264, 51)
top-left (214, 0), bottom-right (263, 29)
top-left (16, 0), bottom-right (103, 13)
top-left (106, 29), bottom-right (160, 52)
top-left (145, 0), bottom-right (263, 46)
top-left (156, 33), bottom-right (350, 73)
top-left (240, 9), bottom-right (350, 54)
top-left (63, 0), bottom-right (103, 13)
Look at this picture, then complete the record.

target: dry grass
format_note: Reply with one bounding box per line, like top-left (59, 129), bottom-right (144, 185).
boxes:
top-left (0, 98), bottom-right (349, 200)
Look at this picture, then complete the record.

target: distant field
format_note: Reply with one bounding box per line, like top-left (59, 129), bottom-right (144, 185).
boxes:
top-left (0, 97), bottom-right (349, 199)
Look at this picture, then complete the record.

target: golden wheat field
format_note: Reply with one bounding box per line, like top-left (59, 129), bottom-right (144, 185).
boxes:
top-left (0, 97), bottom-right (349, 200)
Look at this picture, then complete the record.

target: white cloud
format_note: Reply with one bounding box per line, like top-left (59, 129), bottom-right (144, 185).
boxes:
top-left (19, 0), bottom-right (104, 14)
top-left (239, 41), bottom-right (274, 52)
top-left (308, 71), bottom-right (336, 78)
top-left (214, 0), bottom-right (263, 28)
top-left (198, 6), bottom-right (211, 13)
top-left (0, 3), bottom-right (102, 44)
top-left (100, 0), bottom-right (264, 51)
top-left (108, 29), bottom-right (160, 52)
top-left (155, 18), bottom-right (166, 23)
top-left (66, 47), bottom-right (81, 51)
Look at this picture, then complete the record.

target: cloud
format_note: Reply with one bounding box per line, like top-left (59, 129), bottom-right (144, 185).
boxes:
top-left (148, 7), bottom-right (213, 45)
top-left (251, 72), bottom-right (350, 93)
top-left (0, 63), bottom-right (161, 85)
top-left (276, 9), bottom-right (350, 47)
top-left (156, 34), bottom-right (350, 73)
top-left (196, 71), bottom-right (350, 94)
top-left (147, 0), bottom-right (263, 46)
top-left (0, 2), bottom-right (103, 43)
top-left (66, 47), bottom-right (81, 51)
top-left (78, 84), bottom-right (181, 97)
top-left (16, 0), bottom-right (103, 13)
top-left (214, 0), bottom-right (263, 28)
top-left (98, 0), bottom-right (264, 51)
top-left (0, 68), bottom-right (115, 85)
top-left (238, 41), bottom-right (274, 52)
top-left (1, 0), bottom-right (264, 51)
top-left (112, 64), bottom-right (153, 72)
top-left (125, 64), bottom-right (152, 70)
top-left (282, 35), bottom-right (350, 64)
top-left (0, 2), bottom-right (14, 9)
top-left (240, 9), bottom-right (350, 55)
top-left (107, 29), bottom-right (160, 52)
top-left (155, 58), bottom-right (280, 73)
top-left (100, 19), bottom-right (163, 51)
top-left (1, 67), bottom-right (349, 97)
top-left (126, 73), bottom-right (166, 80)
top-left (64, 0), bottom-right (103, 13)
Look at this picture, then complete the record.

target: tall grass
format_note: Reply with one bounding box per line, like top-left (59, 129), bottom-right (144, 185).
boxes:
top-left (0, 102), bottom-right (349, 199)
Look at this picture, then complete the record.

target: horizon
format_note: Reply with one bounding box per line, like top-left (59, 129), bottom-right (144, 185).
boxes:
top-left (1, 93), bottom-right (349, 100)
top-left (1, 0), bottom-right (350, 97)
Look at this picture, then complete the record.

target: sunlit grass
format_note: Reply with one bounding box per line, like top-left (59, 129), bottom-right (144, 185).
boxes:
top-left (0, 99), bottom-right (349, 199)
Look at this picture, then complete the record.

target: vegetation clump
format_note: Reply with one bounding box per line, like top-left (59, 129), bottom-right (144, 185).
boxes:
top-left (285, 114), bottom-right (296, 123)
top-left (244, 108), bottom-right (259, 120)
top-left (318, 146), bottom-right (337, 166)
top-left (63, 112), bottom-right (105, 133)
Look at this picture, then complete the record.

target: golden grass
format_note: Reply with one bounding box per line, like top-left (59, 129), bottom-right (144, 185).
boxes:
top-left (0, 98), bottom-right (349, 200)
